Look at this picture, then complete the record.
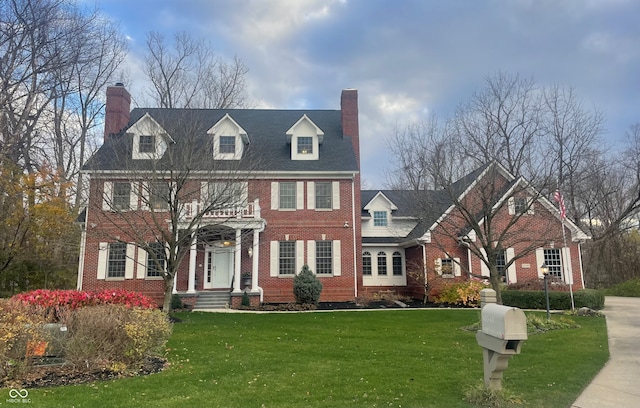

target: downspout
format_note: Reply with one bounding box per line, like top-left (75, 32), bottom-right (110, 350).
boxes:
top-left (351, 173), bottom-right (358, 298)
top-left (421, 243), bottom-right (427, 300)
top-left (76, 222), bottom-right (87, 290)
top-left (578, 241), bottom-right (586, 289)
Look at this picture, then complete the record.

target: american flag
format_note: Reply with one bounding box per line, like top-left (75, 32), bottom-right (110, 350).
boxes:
top-left (553, 190), bottom-right (566, 219)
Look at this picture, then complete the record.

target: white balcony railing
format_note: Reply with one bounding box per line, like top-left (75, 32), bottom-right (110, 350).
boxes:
top-left (182, 198), bottom-right (261, 221)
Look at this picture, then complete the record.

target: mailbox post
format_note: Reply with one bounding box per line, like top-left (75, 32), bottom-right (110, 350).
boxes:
top-left (476, 289), bottom-right (527, 390)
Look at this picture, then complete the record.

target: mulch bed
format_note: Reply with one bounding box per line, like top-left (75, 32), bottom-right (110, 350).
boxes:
top-left (2, 356), bottom-right (167, 389)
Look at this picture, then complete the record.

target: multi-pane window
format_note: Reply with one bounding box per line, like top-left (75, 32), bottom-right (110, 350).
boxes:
top-left (496, 250), bottom-right (507, 282)
top-left (297, 137), bottom-right (313, 154)
top-left (514, 197), bottom-right (528, 214)
top-left (316, 241), bottom-right (333, 275)
top-left (373, 211), bottom-right (388, 226)
top-left (362, 252), bottom-right (372, 276)
top-left (392, 251), bottom-right (403, 276)
top-left (441, 258), bottom-right (454, 276)
top-left (112, 182), bottom-right (131, 210)
top-left (219, 136), bottom-right (236, 154)
top-left (139, 135), bottom-right (156, 153)
top-left (279, 241), bottom-right (296, 275)
top-left (208, 182), bottom-right (244, 208)
top-left (279, 182), bottom-right (296, 209)
top-left (150, 181), bottom-right (169, 210)
top-left (377, 251), bottom-right (387, 276)
top-left (107, 242), bottom-right (127, 278)
top-left (147, 242), bottom-right (166, 277)
top-left (544, 248), bottom-right (562, 279)
top-left (315, 182), bottom-right (332, 209)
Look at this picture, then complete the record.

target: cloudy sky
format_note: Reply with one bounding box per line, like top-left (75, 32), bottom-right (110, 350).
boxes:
top-left (95, 0), bottom-right (639, 188)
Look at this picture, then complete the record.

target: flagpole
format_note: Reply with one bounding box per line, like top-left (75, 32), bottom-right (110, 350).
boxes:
top-left (554, 189), bottom-right (574, 311)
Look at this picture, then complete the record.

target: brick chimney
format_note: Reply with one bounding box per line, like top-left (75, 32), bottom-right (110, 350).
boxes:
top-left (104, 83), bottom-right (131, 142)
top-left (341, 89), bottom-right (359, 167)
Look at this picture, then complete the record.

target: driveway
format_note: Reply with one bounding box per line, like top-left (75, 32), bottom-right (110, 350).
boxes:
top-left (571, 296), bottom-right (640, 408)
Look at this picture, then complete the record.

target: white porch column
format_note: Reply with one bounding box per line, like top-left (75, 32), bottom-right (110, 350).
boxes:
top-left (251, 228), bottom-right (260, 291)
top-left (233, 229), bottom-right (242, 293)
top-left (187, 232), bottom-right (197, 293)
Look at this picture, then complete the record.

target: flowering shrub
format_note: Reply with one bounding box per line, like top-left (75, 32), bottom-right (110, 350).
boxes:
top-left (11, 289), bottom-right (156, 321)
top-left (434, 281), bottom-right (488, 307)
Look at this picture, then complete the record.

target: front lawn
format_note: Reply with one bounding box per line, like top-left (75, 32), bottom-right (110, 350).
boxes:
top-left (24, 310), bottom-right (608, 407)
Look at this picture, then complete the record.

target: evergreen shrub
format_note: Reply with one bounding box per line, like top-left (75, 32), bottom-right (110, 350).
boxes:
top-left (293, 265), bottom-right (323, 305)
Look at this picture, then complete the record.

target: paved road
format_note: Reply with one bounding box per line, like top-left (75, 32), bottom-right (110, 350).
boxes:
top-left (571, 296), bottom-right (640, 408)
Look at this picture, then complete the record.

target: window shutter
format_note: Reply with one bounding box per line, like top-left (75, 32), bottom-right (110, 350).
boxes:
top-left (453, 258), bottom-right (461, 276)
top-left (295, 240), bottom-right (304, 274)
top-left (130, 182), bottom-right (138, 210)
top-left (296, 182), bottom-right (304, 210)
top-left (139, 181), bottom-right (150, 210)
top-left (125, 244), bottom-right (135, 279)
top-left (307, 182), bottom-right (315, 210)
top-left (506, 248), bottom-right (517, 283)
top-left (479, 248), bottom-right (490, 277)
top-left (137, 246), bottom-right (147, 279)
top-left (434, 258), bottom-right (442, 275)
top-left (562, 247), bottom-right (573, 284)
top-left (240, 181), bottom-right (248, 205)
top-left (270, 241), bottom-right (278, 276)
top-left (332, 181), bottom-right (340, 210)
top-left (271, 182), bottom-right (278, 210)
top-left (507, 197), bottom-right (515, 215)
top-left (97, 242), bottom-right (108, 279)
top-left (102, 182), bottom-right (113, 210)
top-left (333, 240), bottom-right (341, 276)
top-left (527, 197), bottom-right (535, 214)
top-left (307, 241), bottom-right (316, 272)
top-left (535, 248), bottom-right (545, 278)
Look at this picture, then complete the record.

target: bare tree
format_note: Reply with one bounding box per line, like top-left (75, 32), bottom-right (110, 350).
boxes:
top-left (143, 31), bottom-right (249, 109)
top-left (87, 112), bottom-right (263, 311)
top-left (451, 72), bottom-right (546, 181)
top-left (385, 117), bottom-right (467, 190)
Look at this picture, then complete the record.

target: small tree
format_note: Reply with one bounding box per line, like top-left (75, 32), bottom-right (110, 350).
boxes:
top-left (293, 265), bottom-right (322, 305)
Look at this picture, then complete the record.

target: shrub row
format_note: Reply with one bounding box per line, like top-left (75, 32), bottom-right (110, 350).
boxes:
top-left (502, 289), bottom-right (605, 310)
top-left (11, 289), bottom-right (157, 310)
top-left (604, 278), bottom-right (640, 297)
top-left (0, 300), bottom-right (47, 380)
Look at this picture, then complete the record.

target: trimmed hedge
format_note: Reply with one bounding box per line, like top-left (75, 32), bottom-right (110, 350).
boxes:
top-left (502, 289), bottom-right (604, 310)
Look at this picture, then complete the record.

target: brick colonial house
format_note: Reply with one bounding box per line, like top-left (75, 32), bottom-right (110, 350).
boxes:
top-left (77, 85), bottom-right (589, 308)
top-left (360, 162), bottom-right (590, 300)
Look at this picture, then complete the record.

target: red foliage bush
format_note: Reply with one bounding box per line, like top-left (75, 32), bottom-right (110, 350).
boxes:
top-left (11, 289), bottom-right (156, 311)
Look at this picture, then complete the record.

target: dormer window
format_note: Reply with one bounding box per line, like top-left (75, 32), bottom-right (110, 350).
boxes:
top-left (208, 114), bottom-right (248, 160)
top-left (138, 135), bottom-right (156, 153)
top-left (297, 137), bottom-right (313, 154)
top-left (287, 114), bottom-right (324, 161)
top-left (219, 136), bottom-right (236, 154)
top-left (373, 211), bottom-right (388, 227)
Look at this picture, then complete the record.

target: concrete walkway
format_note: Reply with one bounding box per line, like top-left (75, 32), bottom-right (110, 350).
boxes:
top-left (571, 296), bottom-right (640, 408)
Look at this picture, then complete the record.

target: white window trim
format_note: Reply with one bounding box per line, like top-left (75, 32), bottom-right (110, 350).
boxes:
top-left (435, 257), bottom-right (461, 277)
top-left (98, 242), bottom-right (135, 280)
top-left (102, 181), bottom-right (138, 211)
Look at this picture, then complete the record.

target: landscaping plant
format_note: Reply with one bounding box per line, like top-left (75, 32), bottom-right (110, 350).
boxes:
top-left (293, 264), bottom-right (323, 305)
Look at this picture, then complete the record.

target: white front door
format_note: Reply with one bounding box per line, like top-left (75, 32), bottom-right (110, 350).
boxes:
top-left (204, 246), bottom-right (234, 289)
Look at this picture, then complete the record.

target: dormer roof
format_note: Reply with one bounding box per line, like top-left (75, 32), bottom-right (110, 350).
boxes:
top-left (286, 114), bottom-right (324, 144)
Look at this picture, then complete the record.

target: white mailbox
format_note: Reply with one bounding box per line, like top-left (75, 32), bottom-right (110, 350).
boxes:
top-left (476, 293), bottom-right (528, 390)
top-left (481, 303), bottom-right (527, 340)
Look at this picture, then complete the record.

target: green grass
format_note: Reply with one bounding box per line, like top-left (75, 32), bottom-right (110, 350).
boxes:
top-left (24, 310), bottom-right (608, 407)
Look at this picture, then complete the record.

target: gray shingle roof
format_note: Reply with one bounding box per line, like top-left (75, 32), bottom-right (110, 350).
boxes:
top-left (84, 108), bottom-right (358, 173)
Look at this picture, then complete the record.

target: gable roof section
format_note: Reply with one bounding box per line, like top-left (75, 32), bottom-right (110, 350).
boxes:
top-left (84, 108), bottom-right (358, 174)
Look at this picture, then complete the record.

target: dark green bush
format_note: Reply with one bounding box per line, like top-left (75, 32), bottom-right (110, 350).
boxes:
top-left (604, 278), bottom-right (640, 297)
top-left (241, 291), bottom-right (251, 307)
top-left (293, 264), bottom-right (323, 305)
top-left (170, 294), bottom-right (184, 310)
top-left (502, 289), bottom-right (604, 310)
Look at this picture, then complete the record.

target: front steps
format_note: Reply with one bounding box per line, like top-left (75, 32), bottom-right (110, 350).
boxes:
top-left (193, 291), bottom-right (230, 310)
